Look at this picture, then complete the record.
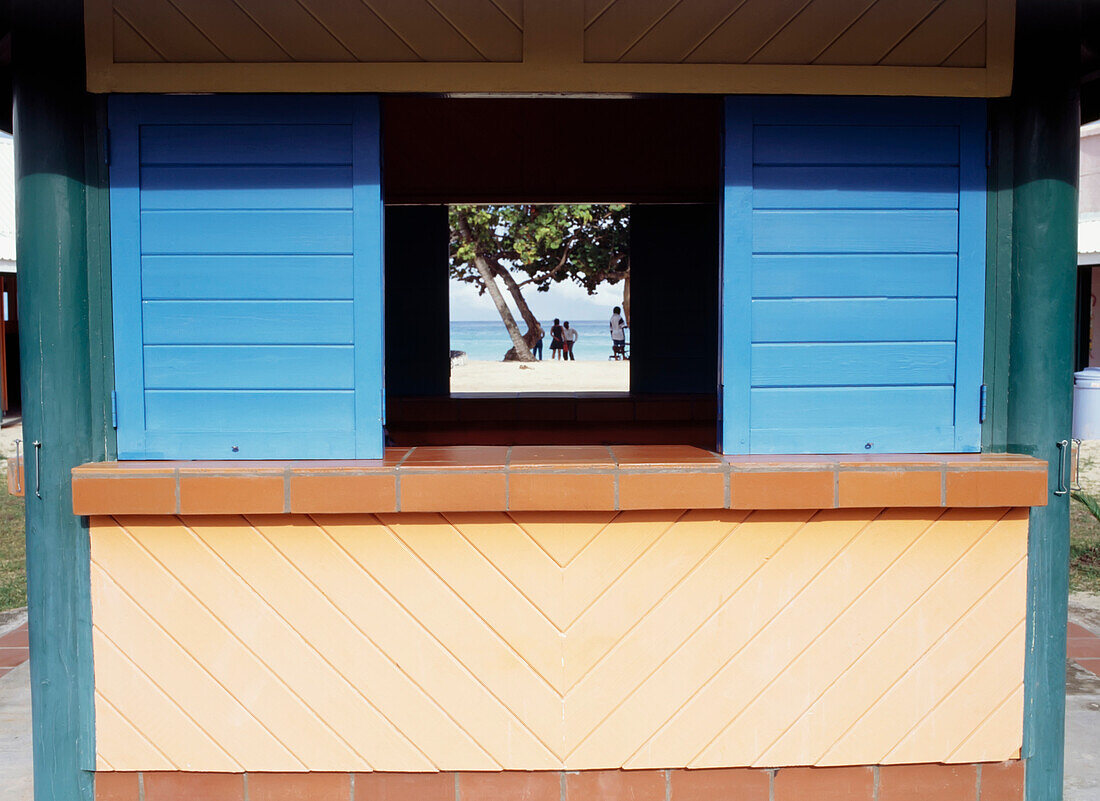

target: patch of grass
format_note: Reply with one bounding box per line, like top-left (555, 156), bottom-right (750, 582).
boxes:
top-left (1071, 491), bottom-right (1100, 593)
top-left (0, 485), bottom-right (25, 610)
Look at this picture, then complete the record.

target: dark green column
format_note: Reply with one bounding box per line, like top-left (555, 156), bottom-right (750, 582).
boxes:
top-left (14, 0), bottom-right (96, 798)
top-left (1007, 2), bottom-right (1081, 800)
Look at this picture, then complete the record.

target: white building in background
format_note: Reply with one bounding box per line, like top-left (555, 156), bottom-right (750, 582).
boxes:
top-left (0, 136), bottom-right (13, 274)
top-left (1083, 121), bottom-right (1100, 268)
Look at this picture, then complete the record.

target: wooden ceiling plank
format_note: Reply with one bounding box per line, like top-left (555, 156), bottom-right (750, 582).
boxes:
top-left (231, 0), bottom-right (356, 61)
top-left (489, 0), bottom-right (524, 31)
top-left (427, 0), bottom-right (523, 62)
top-left (584, 0), bottom-right (681, 63)
top-left (685, 0), bottom-right (811, 64)
top-left (297, 0), bottom-right (420, 62)
top-left (619, 0), bottom-right (743, 64)
top-left (114, 0), bottom-right (228, 62)
top-left (168, 0), bottom-right (289, 62)
top-left (362, 0), bottom-right (486, 62)
top-left (880, 0), bottom-right (986, 66)
top-left (112, 11), bottom-right (165, 62)
top-left (814, 0), bottom-right (943, 65)
top-left (751, 0), bottom-right (880, 65)
top-left (940, 22), bottom-right (985, 67)
top-left (585, 0), bottom-right (619, 29)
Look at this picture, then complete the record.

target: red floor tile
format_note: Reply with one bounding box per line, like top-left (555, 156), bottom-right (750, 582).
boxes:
top-left (1068, 638), bottom-right (1100, 659)
top-left (1068, 622), bottom-right (1095, 638)
top-left (0, 647), bottom-right (29, 668)
top-left (1076, 659), bottom-right (1100, 676)
top-left (0, 625), bottom-right (28, 648)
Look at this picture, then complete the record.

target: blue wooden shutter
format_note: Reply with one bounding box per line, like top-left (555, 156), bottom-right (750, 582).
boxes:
top-left (109, 95), bottom-right (383, 459)
top-left (722, 98), bottom-right (986, 454)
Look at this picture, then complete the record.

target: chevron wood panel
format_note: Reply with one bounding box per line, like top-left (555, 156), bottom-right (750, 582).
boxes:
top-left (90, 508), bottom-right (1027, 772)
top-left (109, 0), bottom-right (522, 63)
top-left (584, 0), bottom-right (992, 65)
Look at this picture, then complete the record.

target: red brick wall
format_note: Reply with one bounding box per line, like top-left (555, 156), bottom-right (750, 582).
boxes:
top-left (95, 763), bottom-right (1025, 801)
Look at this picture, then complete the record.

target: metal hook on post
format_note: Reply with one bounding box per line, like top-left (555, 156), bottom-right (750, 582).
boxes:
top-left (1055, 439), bottom-right (1070, 497)
top-left (32, 441), bottom-right (41, 499)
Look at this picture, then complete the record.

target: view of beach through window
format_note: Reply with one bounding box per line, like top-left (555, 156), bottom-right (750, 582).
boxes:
top-left (449, 204), bottom-right (631, 394)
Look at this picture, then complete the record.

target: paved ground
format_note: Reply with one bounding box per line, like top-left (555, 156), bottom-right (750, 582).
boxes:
top-left (0, 609), bottom-right (30, 801)
top-left (1068, 593), bottom-right (1100, 801)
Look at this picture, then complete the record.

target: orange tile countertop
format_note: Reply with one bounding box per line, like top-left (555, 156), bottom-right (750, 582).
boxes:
top-left (71, 446), bottom-right (1049, 516)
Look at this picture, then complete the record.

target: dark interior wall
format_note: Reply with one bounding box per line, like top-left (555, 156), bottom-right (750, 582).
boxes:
top-left (384, 205), bottom-right (450, 397)
top-left (630, 204), bottom-right (720, 395)
top-left (382, 96), bottom-right (721, 204)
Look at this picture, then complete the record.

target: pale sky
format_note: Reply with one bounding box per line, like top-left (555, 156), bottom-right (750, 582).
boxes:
top-left (450, 271), bottom-right (626, 322)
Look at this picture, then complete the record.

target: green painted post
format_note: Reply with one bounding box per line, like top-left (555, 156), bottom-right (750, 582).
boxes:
top-left (14, 0), bottom-right (97, 798)
top-left (1007, 2), bottom-right (1081, 800)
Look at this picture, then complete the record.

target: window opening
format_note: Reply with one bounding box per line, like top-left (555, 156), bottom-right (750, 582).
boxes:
top-left (448, 204), bottom-right (630, 395)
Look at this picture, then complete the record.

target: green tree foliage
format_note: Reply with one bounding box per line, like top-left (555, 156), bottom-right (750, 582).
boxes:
top-left (450, 204), bottom-right (630, 361)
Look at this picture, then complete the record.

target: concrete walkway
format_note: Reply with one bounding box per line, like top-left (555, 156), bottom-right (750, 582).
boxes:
top-left (1068, 593), bottom-right (1100, 801)
top-left (0, 609), bottom-right (30, 801)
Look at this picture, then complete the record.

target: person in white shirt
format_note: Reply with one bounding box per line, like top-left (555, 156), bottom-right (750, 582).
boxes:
top-left (563, 321), bottom-right (579, 361)
top-left (609, 306), bottom-right (627, 360)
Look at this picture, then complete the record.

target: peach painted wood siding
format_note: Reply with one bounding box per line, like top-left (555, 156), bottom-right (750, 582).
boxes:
top-left (90, 507), bottom-right (1027, 772)
top-left (85, 0), bottom-right (1015, 95)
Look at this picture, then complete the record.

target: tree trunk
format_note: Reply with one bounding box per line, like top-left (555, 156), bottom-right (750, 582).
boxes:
top-left (455, 212), bottom-right (535, 361)
top-left (491, 258), bottom-right (544, 347)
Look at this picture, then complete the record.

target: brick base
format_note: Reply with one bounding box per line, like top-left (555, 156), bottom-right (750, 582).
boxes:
top-left (94, 762), bottom-right (1025, 801)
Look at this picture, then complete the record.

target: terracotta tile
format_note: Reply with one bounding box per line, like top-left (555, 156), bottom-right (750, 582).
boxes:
top-left (0, 667), bottom-right (9, 677)
top-left (1068, 622), bottom-right (1096, 638)
top-left (1076, 658), bottom-right (1100, 675)
top-left (945, 470), bottom-right (1047, 507)
top-left (509, 473), bottom-right (616, 511)
top-left (1068, 637), bottom-right (1100, 659)
top-left (611, 445), bottom-right (723, 466)
top-left (980, 761), bottom-right (1025, 800)
top-left (510, 446), bottom-right (616, 469)
top-left (289, 475), bottom-right (396, 513)
top-left (400, 473), bottom-right (506, 512)
top-left (879, 764), bottom-right (977, 801)
top-left (400, 447), bottom-right (509, 470)
top-left (774, 766), bottom-right (873, 801)
top-left (566, 769), bottom-right (665, 801)
top-left (458, 772), bottom-right (559, 801)
top-left (619, 472), bottom-right (725, 510)
top-left (0, 647), bottom-right (28, 668)
top-left (730, 471), bottom-right (835, 509)
top-left (726, 454), bottom-right (838, 466)
top-left (144, 772), bottom-right (244, 801)
top-left (838, 470), bottom-right (942, 507)
top-left (670, 767), bottom-right (770, 800)
top-left (355, 772), bottom-right (455, 801)
top-left (95, 772), bottom-right (139, 801)
top-left (834, 454), bottom-right (951, 466)
top-left (178, 475), bottom-right (285, 514)
top-left (248, 772), bottom-right (351, 801)
top-left (0, 626), bottom-right (28, 647)
top-left (72, 476), bottom-right (177, 515)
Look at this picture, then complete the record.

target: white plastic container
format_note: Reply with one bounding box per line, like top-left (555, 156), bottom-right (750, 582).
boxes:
top-left (1073, 367), bottom-right (1100, 439)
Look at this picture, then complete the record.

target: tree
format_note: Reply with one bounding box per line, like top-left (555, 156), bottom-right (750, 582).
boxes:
top-left (450, 204), bottom-right (630, 361)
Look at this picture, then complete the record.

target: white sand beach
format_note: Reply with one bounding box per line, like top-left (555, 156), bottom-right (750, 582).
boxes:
top-left (450, 359), bottom-right (629, 394)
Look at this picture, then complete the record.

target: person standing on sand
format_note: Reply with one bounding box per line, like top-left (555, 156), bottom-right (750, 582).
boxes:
top-left (550, 318), bottom-right (564, 360)
top-left (532, 328), bottom-right (543, 360)
top-left (563, 321), bottom-right (578, 361)
top-left (610, 306), bottom-right (627, 360)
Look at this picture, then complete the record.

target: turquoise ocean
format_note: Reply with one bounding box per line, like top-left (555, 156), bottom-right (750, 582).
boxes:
top-left (450, 320), bottom-right (619, 362)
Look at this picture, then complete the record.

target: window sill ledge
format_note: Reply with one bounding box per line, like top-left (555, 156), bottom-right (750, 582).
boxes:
top-left (70, 446), bottom-right (1049, 516)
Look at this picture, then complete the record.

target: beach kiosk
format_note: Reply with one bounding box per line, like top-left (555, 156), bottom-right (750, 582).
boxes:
top-left (9, 0), bottom-right (1094, 800)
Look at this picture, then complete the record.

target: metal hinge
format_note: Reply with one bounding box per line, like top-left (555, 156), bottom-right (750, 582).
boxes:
top-left (110, 390), bottom-right (118, 428)
top-left (979, 384), bottom-right (987, 424)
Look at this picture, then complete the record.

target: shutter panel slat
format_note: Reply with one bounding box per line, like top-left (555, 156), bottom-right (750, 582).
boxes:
top-left (110, 95), bottom-right (383, 459)
top-left (723, 97), bottom-right (986, 454)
